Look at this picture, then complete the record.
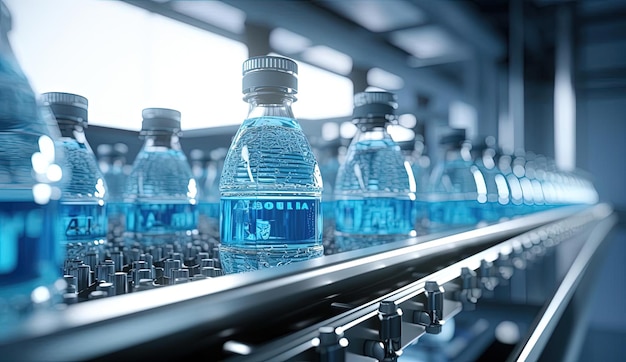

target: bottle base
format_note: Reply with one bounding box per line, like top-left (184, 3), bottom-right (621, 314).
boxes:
top-left (218, 243), bottom-right (324, 274)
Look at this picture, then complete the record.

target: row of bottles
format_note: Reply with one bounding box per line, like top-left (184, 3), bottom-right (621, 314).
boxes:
top-left (0, 0), bottom-right (599, 325)
top-left (333, 91), bottom-right (416, 251)
top-left (323, 92), bottom-right (599, 253)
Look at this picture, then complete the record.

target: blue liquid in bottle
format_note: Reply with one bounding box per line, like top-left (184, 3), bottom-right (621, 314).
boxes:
top-left (471, 137), bottom-right (511, 223)
top-left (42, 92), bottom-right (109, 264)
top-left (190, 148), bottom-right (222, 235)
top-left (219, 56), bottom-right (323, 274)
top-left (0, 1), bottom-right (64, 325)
top-left (499, 153), bottom-right (524, 217)
top-left (205, 147), bottom-right (227, 223)
top-left (512, 152), bottom-right (536, 215)
top-left (399, 135), bottom-right (431, 235)
top-left (334, 92), bottom-right (416, 251)
top-left (124, 108), bottom-right (197, 247)
top-left (426, 129), bottom-right (483, 233)
top-left (99, 143), bottom-right (130, 237)
top-left (315, 138), bottom-right (340, 250)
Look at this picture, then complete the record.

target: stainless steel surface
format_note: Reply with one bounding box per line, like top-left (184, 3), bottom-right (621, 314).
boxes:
top-left (509, 207), bottom-right (617, 362)
top-left (236, 204), bottom-right (612, 361)
top-left (0, 204), bottom-right (612, 361)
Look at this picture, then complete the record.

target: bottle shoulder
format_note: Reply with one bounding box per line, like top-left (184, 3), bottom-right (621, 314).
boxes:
top-left (124, 148), bottom-right (194, 199)
top-left (220, 120), bottom-right (322, 193)
top-left (334, 145), bottom-right (412, 194)
top-left (61, 140), bottom-right (107, 199)
top-left (131, 148), bottom-right (192, 170)
top-left (239, 116), bottom-right (302, 130)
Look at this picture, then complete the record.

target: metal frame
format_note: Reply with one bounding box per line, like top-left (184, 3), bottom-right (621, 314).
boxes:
top-left (227, 204), bottom-right (614, 361)
top-left (0, 204), bottom-right (612, 361)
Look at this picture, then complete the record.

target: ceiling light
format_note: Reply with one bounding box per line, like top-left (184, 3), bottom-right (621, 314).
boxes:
top-left (302, 45), bottom-right (353, 75)
top-left (270, 28), bottom-right (312, 54)
top-left (323, 0), bottom-right (426, 32)
top-left (171, 1), bottom-right (246, 34)
top-left (390, 25), bottom-right (463, 59)
top-left (367, 67), bottom-right (404, 90)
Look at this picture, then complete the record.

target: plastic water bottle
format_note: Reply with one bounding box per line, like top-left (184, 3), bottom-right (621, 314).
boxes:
top-left (471, 136), bottom-right (510, 222)
top-left (333, 91), bottom-right (416, 251)
top-left (190, 148), bottom-right (221, 235)
top-left (426, 129), bottom-right (483, 232)
top-left (99, 142), bottom-right (130, 238)
top-left (190, 149), bottom-right (210, 229)
top-left (533, 155), bottom-right (556, 208)
top-left (42, 92), bottom-right (108, 264)
top-left (523, 152), bottom-right (547, 212)
top-left (207, 147), bottom-right (227, 221)
top-left (124, 108), bottom-right (197, 247)
top-left (498, 152), bottom-right (524, 217)
top-left (219, 55), bottom-right (323, 274)
top-left (511, 151), bottom-right (535, 214)
top-left (315, 138), bottom-right (341, 251)
top-left (400, 132), bottom-right (431, 234)
top-left (0, 0), bottom-right (65, 323)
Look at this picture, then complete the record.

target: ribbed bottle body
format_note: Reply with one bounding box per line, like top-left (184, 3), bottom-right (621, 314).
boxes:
top-left (427, 153), bottom-right (483, 231)
top-left (57, 134), bottom-right (107, 260)
top-left (334, 135), bottom-right (415, 249)
top-left (124, 140), bottom-right (197, 246)
top-left (219, 116), bottom-right (323, 273)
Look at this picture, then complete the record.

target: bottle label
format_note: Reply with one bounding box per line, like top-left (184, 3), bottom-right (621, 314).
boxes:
top-left (126, 202), bottom-right (197, 235)
top-left (220, 196), bottom-right (321, 243)
top-left (59, 203), bottom-right (107, 243)
top-left (334, 197), bottom-right (414, 235)
top-left (0, 201), bottom-right (59, 287)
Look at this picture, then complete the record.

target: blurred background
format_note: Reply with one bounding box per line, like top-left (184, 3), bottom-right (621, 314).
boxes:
top-left (3, 0), bottom-right (625, 360)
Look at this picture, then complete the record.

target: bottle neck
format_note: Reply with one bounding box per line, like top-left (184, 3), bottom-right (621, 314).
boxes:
top-left (245, 93), bottom-right (295, 120)
top-left (142, 131), bottom-right (181, 150)
top-left (353, 123), bottom-right (390, 142)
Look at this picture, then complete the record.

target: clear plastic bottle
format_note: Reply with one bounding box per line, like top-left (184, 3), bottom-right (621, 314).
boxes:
top-left (205, 147), bottom-right (226, 226)
top-left (42, 92), bottom-right (108, 264)
top-left (124, 108), bottom-right (197, 247)
top-left (524, 152), bottom-right (546, 213)
top-left (190, 148), bottom-right (209, 227)
top-left (0, 0), bottom-right (65, 323)
top-left (511, 151), bottom-right (535, 214)
top-left (333, 91), bottom-right (416, 251)
top-left (426, 129), bottom-right (483, 232)
top-left (315, 137), bottom-right (340, 252)
top-left (190, 148), bottom-right (221, 236)
top-left (497, 152), bottom-right (523, 217)
top-left (219, 55), bottom-right (323, 274)
top-left (471, 136), bottom-right (510, 223)
top-left (406, 132), bottom-right (431, 234)
top-left (100, 142), bottom-right (129, 238)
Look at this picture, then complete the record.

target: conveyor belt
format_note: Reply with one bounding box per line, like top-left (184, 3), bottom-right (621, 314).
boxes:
top-left (0, 204), bottom-right (613, 362)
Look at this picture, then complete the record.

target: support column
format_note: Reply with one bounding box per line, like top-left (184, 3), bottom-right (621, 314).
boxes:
top-left (554, 5), bottom-right (576, 171)
top-left (506, 0), bottom-right (525, 154)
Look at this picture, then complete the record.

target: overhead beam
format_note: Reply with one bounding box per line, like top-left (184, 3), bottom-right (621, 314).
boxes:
top-left (221, 0), bottom-right (465, 109)
top-left (410, 0), bottom-right (506, 60)
top-left (121, 0), bottom-right (245, 43)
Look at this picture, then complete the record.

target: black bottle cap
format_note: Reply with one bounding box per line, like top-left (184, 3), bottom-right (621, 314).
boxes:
top-left (41, 92), bottom-right (88, 127)
top-left (141, 108), bottom-right (181, 132)
top-left (352, 91), bottom-right (397, 123)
